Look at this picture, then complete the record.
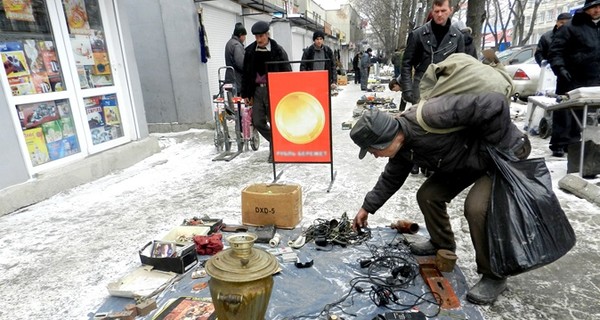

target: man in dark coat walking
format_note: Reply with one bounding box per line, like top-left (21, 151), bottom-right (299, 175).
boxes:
top-left (350, 93), bottom-right (531, 305)
top-left (241, 21), bottom-right (292, 162)
top-left (548, 0), bottom-right (600, 157)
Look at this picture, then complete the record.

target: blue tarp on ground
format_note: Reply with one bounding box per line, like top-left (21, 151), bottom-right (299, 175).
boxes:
top-left (93, 228), bottom-right (484, 320)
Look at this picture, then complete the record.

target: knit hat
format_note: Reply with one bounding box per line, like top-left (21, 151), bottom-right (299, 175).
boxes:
top-left (313, 30), bottom-right (325, 41)
top-left (251, 21), bottom-right (270, 35)
top-left (350, 109), bottom-right (400, 159)
top-left (233, 22), bottom-right (247, 37)
top-left (583, 0), bottom-right (600, 10)
top-left (556, 12), bottom-right (572, 20)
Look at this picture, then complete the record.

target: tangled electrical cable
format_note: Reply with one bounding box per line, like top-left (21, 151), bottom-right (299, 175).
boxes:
top-left (287, 233), bottom-right (442, 319)
top-left (303, 212), bottom-right (371, 247)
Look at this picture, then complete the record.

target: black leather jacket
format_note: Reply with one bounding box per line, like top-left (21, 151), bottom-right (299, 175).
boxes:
top-left (400, 20), bottom-right (465, 94)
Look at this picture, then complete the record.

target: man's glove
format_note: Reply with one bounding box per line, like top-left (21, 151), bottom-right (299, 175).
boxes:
top-left (402, 90), bottom-right (415, 104)
top-left (559, 68), bottom-right (572, 83)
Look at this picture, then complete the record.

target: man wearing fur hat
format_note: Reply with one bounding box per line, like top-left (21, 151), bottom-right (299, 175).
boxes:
top-left (548, 0), bottom-right (600, 157)
top-left (350, 93), bottom-right (531, 305)
top-left (224, 22), bottom-right (247, 95)
top-left (300, 30), bottom-right (337, 88)
top-left (241, 21), bottom-right (292, 162)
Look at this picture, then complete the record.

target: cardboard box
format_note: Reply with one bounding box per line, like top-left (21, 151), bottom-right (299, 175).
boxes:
top-left (139, 241), bottom-right (197, 274)
top-left (337, 75), bottom-right (348, 86)
top-left (241, 183), bottom-right (302, 229)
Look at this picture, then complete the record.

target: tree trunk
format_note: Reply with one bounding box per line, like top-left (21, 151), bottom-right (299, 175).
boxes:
top-left (466, 0), bottom-right (486, 53)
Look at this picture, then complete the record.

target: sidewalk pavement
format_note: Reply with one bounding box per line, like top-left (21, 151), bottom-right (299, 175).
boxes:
top-left (0, 82), bottom-right (598, 320)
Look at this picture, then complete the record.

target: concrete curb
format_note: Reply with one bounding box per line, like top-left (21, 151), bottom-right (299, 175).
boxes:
top-left (558, 174), bottom-right (600, 207)
top-left (0, 136), bottom-right (161, 216)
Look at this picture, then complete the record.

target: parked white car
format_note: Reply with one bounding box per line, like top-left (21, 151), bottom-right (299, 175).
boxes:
top-left (504, 57), bottom-right (541, 102)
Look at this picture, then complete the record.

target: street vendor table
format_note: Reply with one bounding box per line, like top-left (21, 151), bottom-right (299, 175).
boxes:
top-left (93, 228), bottom-right (484, 320)
top-left (546, 98), bottom-right (600, 178)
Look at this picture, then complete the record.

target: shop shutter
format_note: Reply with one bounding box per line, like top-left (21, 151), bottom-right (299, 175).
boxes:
top-left (202, 6), bottom-right (237, 99)
top-left (292, 31), bottom-right (305, 71)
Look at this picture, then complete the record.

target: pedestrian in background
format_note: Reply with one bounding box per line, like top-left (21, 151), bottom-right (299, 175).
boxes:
top-left (400, 0), bottom-right (466, 105)
top-left (548, 0), bottom-right (600, 157)
top-left (534, 12), bottom-right (572, 66)
top-left (400, 0), bottom-right (466, 175)
top-left (360, 48), bottom-right (372, 91)
top-left (224, 22), bottom-right (246, 96)
top-left (241, 21), bottom-right (292, 162)
top-left (453, 20), bottom-right (478, 58)
top-left (352, 51), bottom-right (361, 84)
top-left (300, 30), bottom-right (337, 89)
top-left (350, 93), bottom-right (531, 305)
top-left (391, 46), bottom-right (404, 80)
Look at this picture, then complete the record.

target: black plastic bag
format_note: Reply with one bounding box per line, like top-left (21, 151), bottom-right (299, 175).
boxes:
top-left (486, 147), bottom-right (576, 277)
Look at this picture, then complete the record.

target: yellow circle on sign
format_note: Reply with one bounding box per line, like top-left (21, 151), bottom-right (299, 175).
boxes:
top-left (275, 92), bottom-right (325, 144)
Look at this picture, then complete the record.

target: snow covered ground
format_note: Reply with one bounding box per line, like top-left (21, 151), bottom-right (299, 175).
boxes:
top-left (0, 82), bottom-right (598, 319)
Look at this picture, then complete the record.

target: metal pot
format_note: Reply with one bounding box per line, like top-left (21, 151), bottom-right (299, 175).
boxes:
top-left (205, 233), bottom-right (279, 320)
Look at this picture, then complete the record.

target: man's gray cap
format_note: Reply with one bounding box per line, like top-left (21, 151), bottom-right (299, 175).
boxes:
top-left (251, 21), bottom-right (270, 35)
top-left (350, 109), bottom-right (400, 159)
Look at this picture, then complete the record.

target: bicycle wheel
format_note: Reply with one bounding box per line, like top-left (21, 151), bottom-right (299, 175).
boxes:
top-left (214, 112), bottom-right (225, 151)
top-left (222, 114), bottom-right (232, 152)
top-left (250, 127), bottom-right (260, 151)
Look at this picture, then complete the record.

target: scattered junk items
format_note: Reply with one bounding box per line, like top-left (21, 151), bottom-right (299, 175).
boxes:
top-left (288, 212), bottom-right (371, 249)
top-left (206, 233), bottom-right (279, 320)
top-left (341, 119), bottom-right (355, 130)
top-left (151, 297), bottom-right (216, 320)
top-left (182, 216), bottom-right (223, 233)
top-left (390, 219), bottom-right (419, 234)
top-left (139, 240), bottom-right (198, 274)
top-left (106, 265), bottom-right (180, 299)
top-left (193, 233), bottom-right (224, 255)
top-left (416, 256), bottom-right (461, 309)
top-left (353, 95), bottom-right (398, 118)
top-left (212, 66), bottom-right (260, 161)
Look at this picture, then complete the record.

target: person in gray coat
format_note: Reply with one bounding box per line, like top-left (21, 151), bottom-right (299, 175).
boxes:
top-left (224, 22), bottom-right (246, 95)
top-left (360, 48), bottom-right (372, 91)
top-left (350, 93), bottom-right (531, 305)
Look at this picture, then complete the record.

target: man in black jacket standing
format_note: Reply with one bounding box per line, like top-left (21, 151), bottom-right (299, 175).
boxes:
top-left (548, 0), bottom-right (600, 157)
top-left (352, 51), bottom-right (361, 84)
top-left (350, 93), bottom-right (531, 305)
top-left (400, 0), bottom-right (466, 105)
top-left (300, 30), bottom-right (337, 88)
top-left (241, 21), bottom-right (292, 162)
top-left (534, 12), bottom-right (572, 66)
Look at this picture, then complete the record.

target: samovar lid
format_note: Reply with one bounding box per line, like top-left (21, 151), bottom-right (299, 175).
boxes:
top-left (205, 233), bottom-right (279, 282)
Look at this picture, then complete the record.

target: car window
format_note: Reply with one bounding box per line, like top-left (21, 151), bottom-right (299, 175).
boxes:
top-left (512, 49), bottom-right (533, 64)
top-left (497, 49), bottom-right (516, 62)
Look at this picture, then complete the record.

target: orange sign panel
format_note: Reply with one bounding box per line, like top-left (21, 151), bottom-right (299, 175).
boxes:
top-left (268, 70), bottom-right (331, 163)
